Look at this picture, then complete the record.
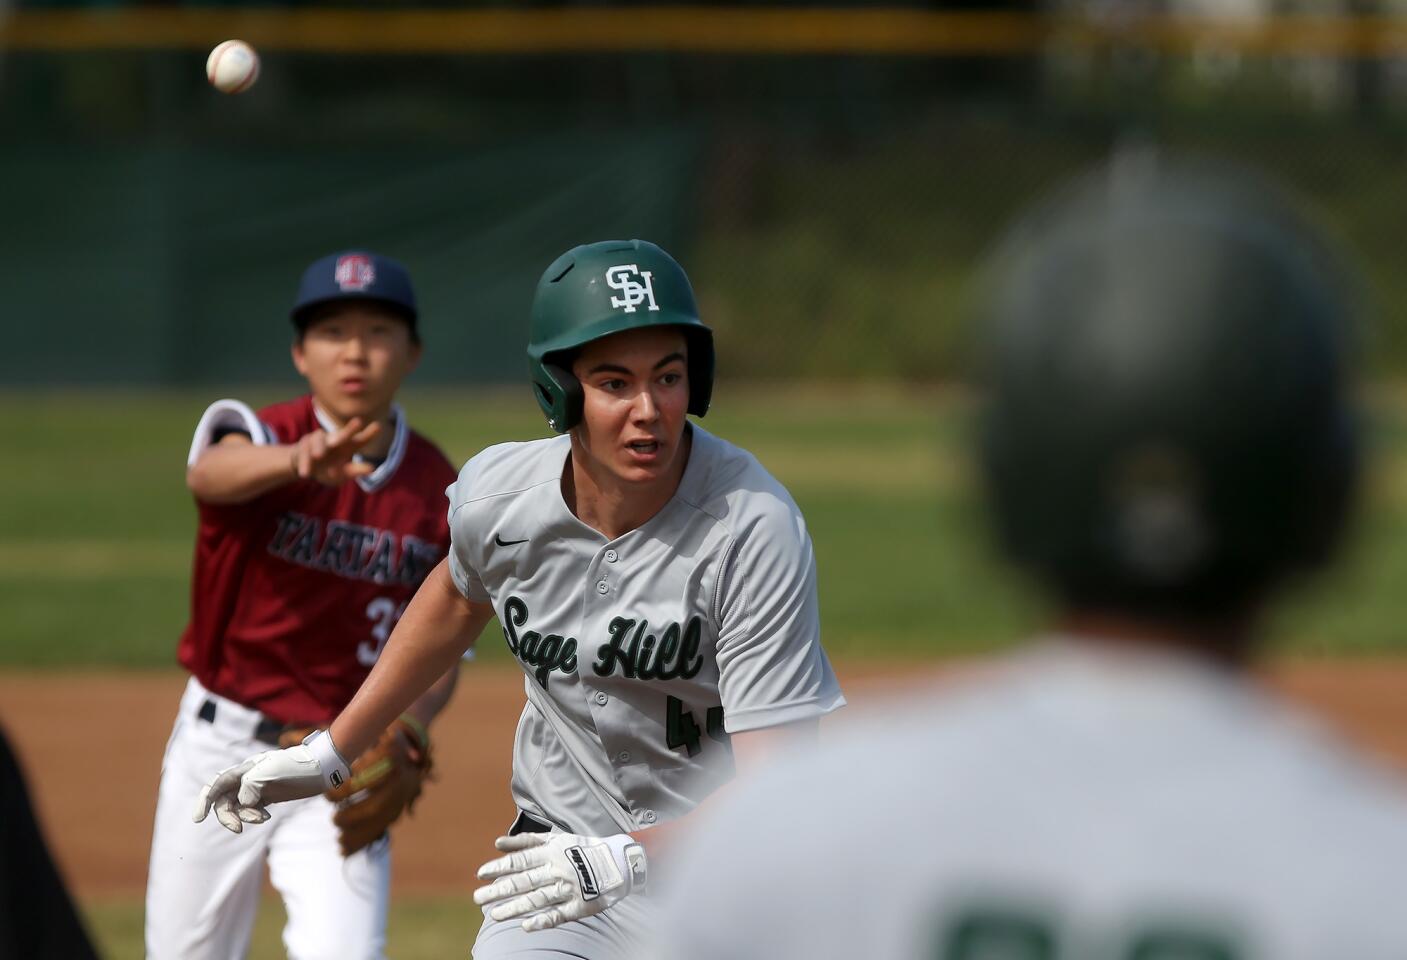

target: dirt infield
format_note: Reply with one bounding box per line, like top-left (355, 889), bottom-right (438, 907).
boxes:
top-left (2, 658), bottom-right (1406, 899)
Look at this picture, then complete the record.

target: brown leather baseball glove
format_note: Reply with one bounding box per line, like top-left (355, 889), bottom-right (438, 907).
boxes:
top-left (279, 716), bottom-right (433, 857)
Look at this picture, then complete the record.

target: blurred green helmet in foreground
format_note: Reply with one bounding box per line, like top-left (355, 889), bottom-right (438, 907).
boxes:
top-left (978, 155), bottom-right (1360, 618)
top-left (527, 239), bottom-right (715, 433)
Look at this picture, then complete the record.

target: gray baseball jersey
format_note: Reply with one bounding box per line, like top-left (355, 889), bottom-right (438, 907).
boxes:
top-left (446, 424), bottom-right (845, 838)
top-left (658, 639), bottom-right (1407, 960)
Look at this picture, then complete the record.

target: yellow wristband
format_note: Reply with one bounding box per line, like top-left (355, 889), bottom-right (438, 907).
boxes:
top-left (397, 713), bottom-right (430, 752)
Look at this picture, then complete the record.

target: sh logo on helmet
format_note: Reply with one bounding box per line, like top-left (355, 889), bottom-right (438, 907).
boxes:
top-left (606, 265), bottom-right (659, 314)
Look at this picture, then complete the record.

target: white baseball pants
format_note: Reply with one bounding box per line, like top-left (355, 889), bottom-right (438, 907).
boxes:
top-left (145, 678), bottom-right (390, 960)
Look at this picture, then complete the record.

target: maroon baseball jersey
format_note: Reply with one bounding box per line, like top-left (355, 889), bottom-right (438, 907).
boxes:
top-left (178, 395), bottom-right (457, 725)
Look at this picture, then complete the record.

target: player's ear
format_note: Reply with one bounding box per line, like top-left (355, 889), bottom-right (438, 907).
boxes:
top-left (291, 339), bottom-right (309, 377)
top-left (405, 338), bottom-right (423, 375)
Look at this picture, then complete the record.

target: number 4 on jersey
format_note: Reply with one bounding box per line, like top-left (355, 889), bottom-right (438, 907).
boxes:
top-left (937, 908), bottom-right (1239, 960)
top-left (665, 696), bottom-right (726, 758)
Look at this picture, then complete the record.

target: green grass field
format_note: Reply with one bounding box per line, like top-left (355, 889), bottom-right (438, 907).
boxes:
top-left (3, 385), bottom-right (1407, 667)
top-left (7, 386), bottom-right (1407, 957)
top-left (83, 894), bottom-right (480, 958)
top-left (0, 385), bottom-right (1029, 668)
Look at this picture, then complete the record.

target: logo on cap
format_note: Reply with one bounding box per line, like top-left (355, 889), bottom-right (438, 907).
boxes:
top-left (334, 254), bottom-right (376, 292)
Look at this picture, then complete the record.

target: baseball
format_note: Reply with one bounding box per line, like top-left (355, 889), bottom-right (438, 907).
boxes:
top-left (206, 40), bottom-right (260, 94)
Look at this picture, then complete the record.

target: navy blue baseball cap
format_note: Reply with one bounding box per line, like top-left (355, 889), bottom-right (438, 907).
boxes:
top-left (290, 251), bottom-right (418, 335)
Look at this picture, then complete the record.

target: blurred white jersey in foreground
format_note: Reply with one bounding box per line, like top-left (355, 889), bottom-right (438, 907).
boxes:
top-left (656, 639), bottom-right (1407, 960)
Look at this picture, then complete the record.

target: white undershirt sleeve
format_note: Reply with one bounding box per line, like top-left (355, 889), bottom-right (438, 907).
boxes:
top-left (186, 398), bottom-right (271, 468)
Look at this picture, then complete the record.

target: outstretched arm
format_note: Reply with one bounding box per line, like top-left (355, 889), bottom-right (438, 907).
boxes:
top-left (323, 629), bottom-right (466, 859)
top-left (187, 418), bottom-right (382, 505)
top-left (331, 559), bottom-right (494, 758)
top-left (404, 658), bottom-right (460, 731)
top-left (193, 558), bottom-right (494, 830)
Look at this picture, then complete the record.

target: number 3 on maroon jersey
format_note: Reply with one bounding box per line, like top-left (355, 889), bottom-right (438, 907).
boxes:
top-left (358, 597), bottom-right (408, 666)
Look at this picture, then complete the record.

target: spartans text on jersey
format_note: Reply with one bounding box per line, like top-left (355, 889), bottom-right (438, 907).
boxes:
top-left (267, 511), bottom-right (443, 586)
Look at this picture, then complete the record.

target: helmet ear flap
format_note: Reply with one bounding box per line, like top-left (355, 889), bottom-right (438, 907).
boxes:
top-left (533, 361), bottom-right (583, 433)
top-left (685, 328), bottom-right (715, 418)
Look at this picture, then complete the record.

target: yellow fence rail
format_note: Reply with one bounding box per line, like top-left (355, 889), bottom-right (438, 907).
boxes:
top-left (3, 8), bottom-right (1407, 56)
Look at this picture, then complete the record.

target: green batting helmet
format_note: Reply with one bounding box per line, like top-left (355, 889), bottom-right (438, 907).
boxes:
top-left (528, 240), bottom-right (715, 433)
top-left (979, 157), bottom-right (1359, 618)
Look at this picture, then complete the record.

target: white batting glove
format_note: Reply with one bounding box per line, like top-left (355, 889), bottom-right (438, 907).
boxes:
top-left (191, 730), bottom-right (351, 834)
top-left (473, 832), bottom-right (647, 932)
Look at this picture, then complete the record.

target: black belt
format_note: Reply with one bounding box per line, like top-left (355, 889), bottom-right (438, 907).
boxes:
top-left (508, 810), bottom-right (565, 836)
top-left (196, 698), bottom-right (286, 747)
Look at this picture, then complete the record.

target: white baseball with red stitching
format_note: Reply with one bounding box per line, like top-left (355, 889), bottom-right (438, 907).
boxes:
top-left (206, 39), bottom-right (260, 94)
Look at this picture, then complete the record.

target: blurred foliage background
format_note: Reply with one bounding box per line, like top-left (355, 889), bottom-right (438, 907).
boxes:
top-left (7, 2), bottom-right (1407, 384)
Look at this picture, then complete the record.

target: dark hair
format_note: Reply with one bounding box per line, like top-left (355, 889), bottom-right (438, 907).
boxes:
top-left (293, 299), bottom-right (420, 344)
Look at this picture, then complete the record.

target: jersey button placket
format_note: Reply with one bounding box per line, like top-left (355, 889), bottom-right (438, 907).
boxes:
top-left (595, 691), bottom-right (609, 706)
top-left (592, 547), bottom-right (617, 598)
